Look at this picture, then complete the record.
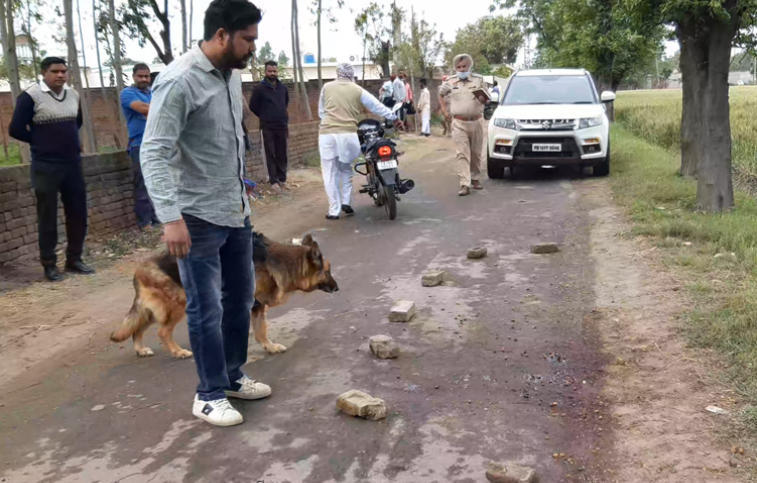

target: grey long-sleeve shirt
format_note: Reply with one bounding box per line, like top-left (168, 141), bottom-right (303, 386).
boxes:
top-left (140, 45), bottom-right (249, 227)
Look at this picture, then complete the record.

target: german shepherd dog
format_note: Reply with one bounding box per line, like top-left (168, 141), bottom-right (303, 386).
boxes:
top-left (110, 233), bottom-right (339, 358)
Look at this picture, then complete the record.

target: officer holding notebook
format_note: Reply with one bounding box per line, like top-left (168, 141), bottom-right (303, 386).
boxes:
top-left (438, 53), bottom-right (489, 196)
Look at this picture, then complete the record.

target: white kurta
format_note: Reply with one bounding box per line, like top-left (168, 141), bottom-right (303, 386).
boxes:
top-left (317, 82), bottom-right (399, 218)
top-left (418, 88), bottom-right (431, 135)
top-left (318, 133), bottom-right (361, 217)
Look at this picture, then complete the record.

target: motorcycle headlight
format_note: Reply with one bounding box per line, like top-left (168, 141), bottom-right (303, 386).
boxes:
top-left (578, 117), bottom-right (603, 129)
top-left (493, 118), bottom-right (517, 130)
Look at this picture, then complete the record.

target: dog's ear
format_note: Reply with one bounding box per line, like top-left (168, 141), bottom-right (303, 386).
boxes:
top-left (302, 234), bottom-right (314, 246)
top-left (308, 241), bottom-right (323, 268)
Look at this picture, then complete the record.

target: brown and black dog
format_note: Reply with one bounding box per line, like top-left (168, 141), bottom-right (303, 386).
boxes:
top-left (110, 233), bottom-right (338, 358)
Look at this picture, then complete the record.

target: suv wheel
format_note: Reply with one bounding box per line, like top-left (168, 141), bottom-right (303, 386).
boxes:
top-left (593, 141), bottom-right (610, 177)
top-left (487, 151), bottom-right (506, 179)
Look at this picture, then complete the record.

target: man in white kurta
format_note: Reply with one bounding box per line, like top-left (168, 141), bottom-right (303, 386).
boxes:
top-left (417, 78), bottom-right (431, 137)
top-left (318, 64), bottom-right (402, 219)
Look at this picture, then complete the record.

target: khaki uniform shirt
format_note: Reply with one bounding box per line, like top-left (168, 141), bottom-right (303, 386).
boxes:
top-left (439, 73), bottom-right (486, 118)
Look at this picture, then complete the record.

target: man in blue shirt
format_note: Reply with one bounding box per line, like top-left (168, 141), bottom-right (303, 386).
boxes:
top-left (121, 63), bottom-right (158, 230)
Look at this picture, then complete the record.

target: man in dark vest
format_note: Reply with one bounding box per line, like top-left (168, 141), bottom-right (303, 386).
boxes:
top-left (249, 60), bottom-right (290, 192)
top-left (9, 57), bottom-right (95, 281)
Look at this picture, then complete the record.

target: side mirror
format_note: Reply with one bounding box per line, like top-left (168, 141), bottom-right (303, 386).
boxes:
top-left (600, 91), bottom-right (616, 102)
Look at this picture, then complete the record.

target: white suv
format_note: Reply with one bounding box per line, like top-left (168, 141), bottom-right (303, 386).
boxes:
top-left (487, 69), bottom-right (615, 178)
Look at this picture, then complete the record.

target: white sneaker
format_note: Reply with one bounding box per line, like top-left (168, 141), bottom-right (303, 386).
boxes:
top-left (192, 396), bottom-right (244, 427)
top-left (225, 375), bottom-right (272, 400)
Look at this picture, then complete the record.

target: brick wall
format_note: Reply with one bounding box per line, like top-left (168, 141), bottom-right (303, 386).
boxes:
top-left (0, 152), bottom-right (136, 264)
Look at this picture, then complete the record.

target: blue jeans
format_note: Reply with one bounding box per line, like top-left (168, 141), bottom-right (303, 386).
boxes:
top-left (178, 214), bottom-right (255, 401)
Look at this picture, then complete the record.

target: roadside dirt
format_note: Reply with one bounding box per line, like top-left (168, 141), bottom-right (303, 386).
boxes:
top-left (577, 179), bottom-right (749, 482)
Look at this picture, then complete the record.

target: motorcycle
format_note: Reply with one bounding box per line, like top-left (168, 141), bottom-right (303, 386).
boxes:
top-left (355, 105), bottom-right (415, 220)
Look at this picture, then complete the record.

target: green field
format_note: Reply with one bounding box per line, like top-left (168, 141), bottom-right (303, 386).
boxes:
top-left (615, 87), bottom-right (757, 184)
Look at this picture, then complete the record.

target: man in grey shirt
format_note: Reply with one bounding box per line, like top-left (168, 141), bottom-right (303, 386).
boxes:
top-left (140, 0), bottom-right (270, 427)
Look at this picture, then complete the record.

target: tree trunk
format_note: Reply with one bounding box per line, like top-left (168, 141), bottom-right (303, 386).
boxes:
top-left (316, 0), bottom-right (322, 92)
top-left (76, 0), bottom-right (97, 151)
top-left (1, 0), bottom-right (30, 163)
top-left (189, 0), bottom-right (193, 47)
top-left (25, 0), bottom-right (38, 83)
top-left (93, 0), bottom-right (122, 148)
top-left (380, 40), bottom-right (391, 78)
top-left (64, 0), bottom-right (96, 153)
top-left (677, 27), bottom-right (703, 178)
top-left (362, 43), bottom-right (366, 86)
top-left (677, 6), bottom-right (738, 212)
top-left (108, 0), bottom-right (125, 101)
top-left (180, 0), bottom-right (188, 53)
top-left (292, 0), bottom-right (312, 121)
top-left (290, 3), bottom-right (301, 123)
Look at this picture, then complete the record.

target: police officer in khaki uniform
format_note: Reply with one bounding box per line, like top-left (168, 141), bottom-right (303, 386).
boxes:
top-left (438, 54), bottom-right (489, 196)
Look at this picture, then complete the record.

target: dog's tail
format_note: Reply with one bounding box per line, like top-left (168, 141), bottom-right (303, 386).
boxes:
top-left (110, 278), bottom-right (151, 342)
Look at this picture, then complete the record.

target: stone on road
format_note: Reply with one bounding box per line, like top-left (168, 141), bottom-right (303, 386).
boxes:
top-left (531, 242), bottom-right (560, 254)
top-left (421, 269), bottom-right (455, 287)
top-left (467, 246), bottom-right (488, 259)
top-left (388, 300), bottom-right (416, 322)
top-left (486, 462), bottom-right (539, 483)
top-left (369, 335), bottom-right (400, 359)
top-left (336, 389), bottom-right (387, 420)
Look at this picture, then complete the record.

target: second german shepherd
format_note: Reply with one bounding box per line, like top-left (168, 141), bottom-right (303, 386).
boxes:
top-left (110, 233), bottom-right (339, 358)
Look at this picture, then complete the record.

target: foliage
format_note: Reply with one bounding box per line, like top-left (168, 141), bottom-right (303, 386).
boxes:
top-left (120, 0), bottom-right (174, 65)
top-left (444, 16), bottom-right (523, 74)
top-left (614, 88), bottom-right (757, 188)
top-left (393, 10), bottom-right (446, 79)
top-left (94, 3), bottom-right (129, 87)
top-left (731, 51), bottom-right (756, 72)
top-left (354, 2), bottom-right (391, 77)
top-left (494, 0), bottom-right (665, 90)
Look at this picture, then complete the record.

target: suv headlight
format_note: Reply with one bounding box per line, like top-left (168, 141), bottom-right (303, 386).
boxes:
top-left (578, 117), bottom-right (603, 129)
top-left (493, 118), bottom-right (517, 130)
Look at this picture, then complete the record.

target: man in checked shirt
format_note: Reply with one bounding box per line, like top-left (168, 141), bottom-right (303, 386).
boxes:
top-left (140, 0), bottom-right (270, 427)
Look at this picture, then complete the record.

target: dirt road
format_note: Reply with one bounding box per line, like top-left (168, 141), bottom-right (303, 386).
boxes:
top-left (0, 136), bottom-right (744, 482)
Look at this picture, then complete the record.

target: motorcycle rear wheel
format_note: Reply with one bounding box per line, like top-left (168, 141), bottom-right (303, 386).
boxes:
top-left (384, 185), bottom-right (397, 220)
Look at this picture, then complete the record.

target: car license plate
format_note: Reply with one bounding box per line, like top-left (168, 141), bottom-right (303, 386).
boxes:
top-left (377, 160), bottom-right (398, 170)
top-left (532, 144), bottom-right (562, 152)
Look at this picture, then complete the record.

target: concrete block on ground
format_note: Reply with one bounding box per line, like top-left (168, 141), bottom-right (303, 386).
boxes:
top-left (467, 247), bottom-right (488, 259)
top-left (336, 390), bottom-right (387, 420)
top-left (369, 335), bottom-right (400, 359)
top-left (389, 300), bottom-right (416, 322)
top-left (486, 463), bottom-right (539, 483)
top-left (422, 270), bottom-right (456, 287)
top-left (530, 243), bottom-right (560, 254)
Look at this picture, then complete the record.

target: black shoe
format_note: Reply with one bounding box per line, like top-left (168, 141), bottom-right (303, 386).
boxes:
top-left (342, 205), bottom-right (355, 216)
top-left (44, 265), bottom-right (63, 282)
top-left (65, 260), bottom-right (96, 274)
top-left (325, 215), bottom-right (340, 220)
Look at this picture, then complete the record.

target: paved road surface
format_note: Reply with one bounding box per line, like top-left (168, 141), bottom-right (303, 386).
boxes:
top-left (0, 136), bottom-right (609, 482)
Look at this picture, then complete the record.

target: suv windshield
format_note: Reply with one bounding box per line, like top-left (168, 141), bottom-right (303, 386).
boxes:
top-left (503, 75), bottom-right (597, 105)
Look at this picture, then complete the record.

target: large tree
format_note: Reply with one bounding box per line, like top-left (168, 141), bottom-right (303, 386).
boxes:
top-left (446, 16), bottom-right (524, 74)
top-left (122, 0), bottom-right (174, 64)
top-left (394, 8), bottom-right (446, 79)
top-left (354, 2), bottom-right (391, 78)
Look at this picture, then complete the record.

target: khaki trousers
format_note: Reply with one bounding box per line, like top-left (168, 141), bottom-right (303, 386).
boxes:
top-left (451, 118), bottom-right (485, 187)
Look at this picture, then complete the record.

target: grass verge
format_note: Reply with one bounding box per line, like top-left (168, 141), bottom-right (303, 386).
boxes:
top-left (610, 124), bottom-right (757, 433)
